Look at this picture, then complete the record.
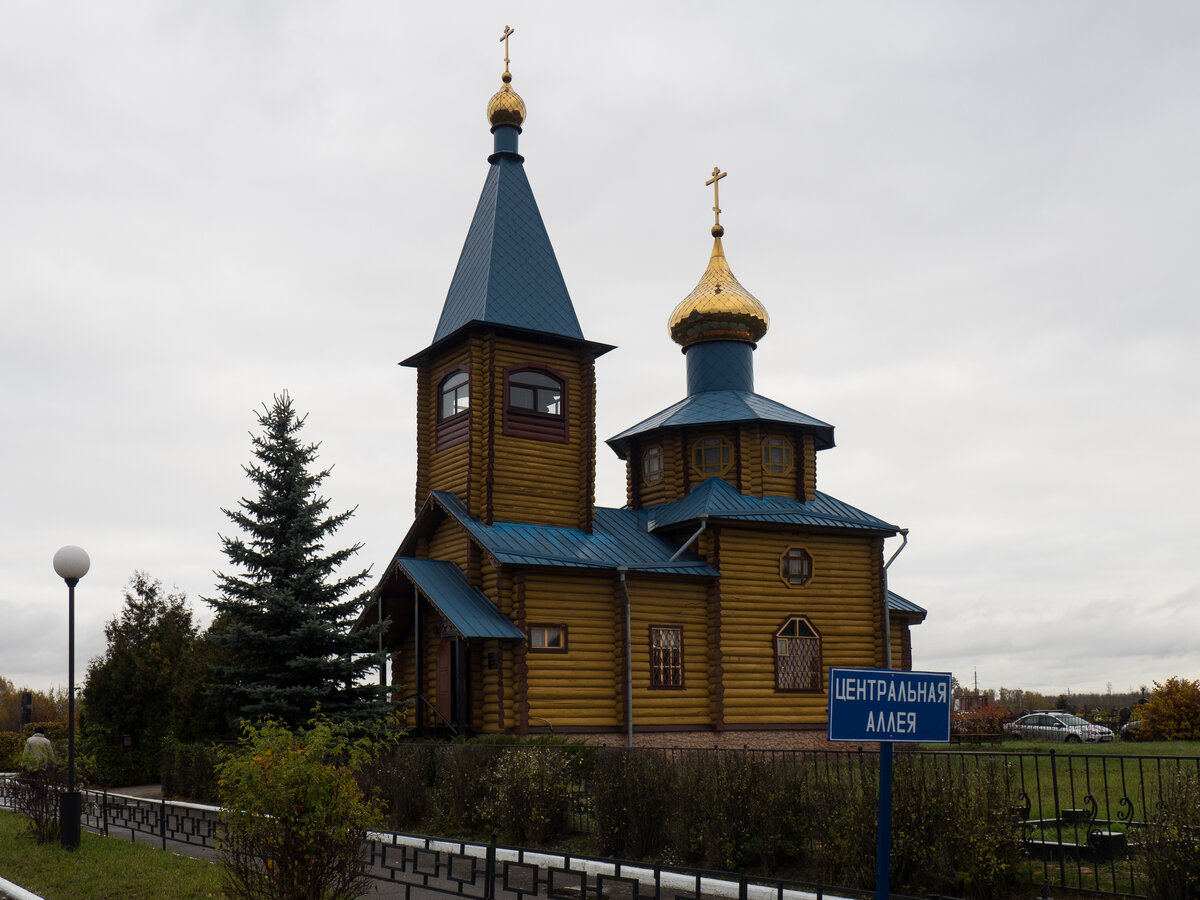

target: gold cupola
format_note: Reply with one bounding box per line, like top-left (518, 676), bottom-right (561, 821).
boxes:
top-left (668, 168), bottom-right (769, 349)
top-left (487, 25), bottom-right (526, 130)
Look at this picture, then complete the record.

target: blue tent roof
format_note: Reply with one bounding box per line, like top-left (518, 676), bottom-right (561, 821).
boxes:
top-left (389, 557), bottom-right (525, 639)
top-left (646, 477), bottom-right (898, 534)
top-left (402, 153), bottom-right (615, 367)
top-left (427, 491), bottom-right (720, 576)
top-left (606, 389), bottom-right (835, 458)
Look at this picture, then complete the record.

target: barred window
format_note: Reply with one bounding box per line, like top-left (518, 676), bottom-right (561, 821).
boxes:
top-left (650, 626), bottom-right (683, 689)
top-left (775, 616), bottom-right (821, 692)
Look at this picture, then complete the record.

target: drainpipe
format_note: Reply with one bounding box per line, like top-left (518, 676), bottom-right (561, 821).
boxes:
top-left (882, 528), bottom-right (910, 670)
top-left (669, 516), bottom-right (708, 562)
top-left (378, 591), bottom-right (387, 695)
top-left (617, 566), bottom-right (633, 748)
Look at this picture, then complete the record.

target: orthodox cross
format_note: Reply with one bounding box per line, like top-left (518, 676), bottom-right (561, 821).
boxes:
top-left (500, 25), bottom-right (515, 74)
top-left (706, 166), bottom-right (727, 229)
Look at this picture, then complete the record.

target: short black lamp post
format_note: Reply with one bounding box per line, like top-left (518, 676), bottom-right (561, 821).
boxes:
top-left (53, 544), bottom-right (89, 851)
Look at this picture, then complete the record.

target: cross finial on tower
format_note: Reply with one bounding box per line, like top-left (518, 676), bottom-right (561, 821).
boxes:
top-left (500, 25), bottom-right (515, 75)
top-left (706, 166), bottom-right (727, 235)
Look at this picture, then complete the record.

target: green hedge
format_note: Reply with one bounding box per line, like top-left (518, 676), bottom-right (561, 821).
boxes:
top-left (160, 739), bottom-right (224, 803)
top-left (0, 732), bottom-right (22, 770)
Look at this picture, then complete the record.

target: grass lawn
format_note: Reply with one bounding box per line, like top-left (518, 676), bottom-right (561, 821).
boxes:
top-left (0, 810), bottom-right (226, 899)
top-left (919, 738), bottom-right (1200, 757)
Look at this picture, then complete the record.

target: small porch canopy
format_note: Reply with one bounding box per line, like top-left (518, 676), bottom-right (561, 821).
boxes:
top-left (377, 557), bottom-right (525, 641)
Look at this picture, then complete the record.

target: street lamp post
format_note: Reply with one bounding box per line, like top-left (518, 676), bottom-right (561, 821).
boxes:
top-left (52, 544), bottom-right (89, 851)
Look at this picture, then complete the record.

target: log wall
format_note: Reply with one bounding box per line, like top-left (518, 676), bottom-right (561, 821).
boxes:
top-left (521, 571), bottom-right (620, 729)
top-left (715, 526), bottom-right (883, 726)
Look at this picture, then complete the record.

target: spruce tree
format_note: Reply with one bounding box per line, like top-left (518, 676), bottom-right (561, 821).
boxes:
top-left (207, 393), bottom-right (387, 728)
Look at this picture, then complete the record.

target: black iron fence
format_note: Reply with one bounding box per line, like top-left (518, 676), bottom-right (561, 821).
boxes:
top-left (5, 746), bottom-right (1200, 898)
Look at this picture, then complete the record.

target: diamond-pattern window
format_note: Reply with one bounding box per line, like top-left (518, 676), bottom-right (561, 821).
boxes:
top-left (775, 616), bottom-right (821, 692)
top-left (649, 626), bottom-right (683, 688)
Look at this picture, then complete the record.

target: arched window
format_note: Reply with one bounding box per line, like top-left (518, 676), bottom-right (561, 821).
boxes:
top-left (780, 547), bottom-right (813, 587)
top-left (690, 436), bottom-right (733, 478)
top-left (508, 370), bottom-right (562, 417)
top-left (775, 616), bottom-right (821, 692)
top-left (439, 371), bottom-right (469, 421)
top-left (762, 435), bottom-right (794, 475)
top-left (642, 444), bottom-right (663, 484)
top-left (504, 366), bottom-right (569, 442)
top-left (436, 369), bottom-right (470, 449)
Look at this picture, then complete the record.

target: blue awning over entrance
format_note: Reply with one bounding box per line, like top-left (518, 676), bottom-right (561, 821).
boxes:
top-left (391, 557), bottom-right (524, 640)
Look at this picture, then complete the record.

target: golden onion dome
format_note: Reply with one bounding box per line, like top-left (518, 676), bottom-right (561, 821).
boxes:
top-left (487, 72), bottom-right (526, 129)
top-left (669, 225), bottom-right (770, 348)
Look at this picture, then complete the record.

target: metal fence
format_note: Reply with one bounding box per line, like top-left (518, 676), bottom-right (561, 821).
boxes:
top-left (4, 745), bottom-right (1200, 898)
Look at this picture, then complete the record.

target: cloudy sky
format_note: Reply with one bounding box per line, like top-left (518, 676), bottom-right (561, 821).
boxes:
top-left (3, 2), bottom-right (1197, 699)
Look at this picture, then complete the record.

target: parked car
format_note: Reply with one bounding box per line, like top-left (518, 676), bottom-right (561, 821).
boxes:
top-left (1003, 711), bottom-right (1115, 743)
top-left (1120, 719), bottom-right (1151, 741)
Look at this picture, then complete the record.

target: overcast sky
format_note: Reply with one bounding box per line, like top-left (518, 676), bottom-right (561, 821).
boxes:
top-left (3, 2), bottom-right (1197, 700)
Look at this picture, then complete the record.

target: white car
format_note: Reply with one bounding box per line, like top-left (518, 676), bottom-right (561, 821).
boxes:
top-left (1003, 711), bottom-right (1115, 743)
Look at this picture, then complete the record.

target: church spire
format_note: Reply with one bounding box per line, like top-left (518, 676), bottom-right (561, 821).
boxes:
top-left (403, 27), bottom-right (611, 366)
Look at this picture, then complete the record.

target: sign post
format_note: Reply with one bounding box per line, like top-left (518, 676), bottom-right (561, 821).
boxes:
top-left (827, 667), bottom-right (952, 900)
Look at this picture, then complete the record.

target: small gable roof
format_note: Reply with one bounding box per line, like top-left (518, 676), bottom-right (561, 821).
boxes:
top-left (887, 590), bottom-right (927, 623)
top-left (647, 477), bottom-right (898, 535)
top-left (390, 557), bottom-right (524, 639)
top-left (606, 389), bottom-right (834, 459)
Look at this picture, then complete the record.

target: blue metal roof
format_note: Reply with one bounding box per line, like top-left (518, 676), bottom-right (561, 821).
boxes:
top-left (887, 590), bottom-right (927, 622)
top-left (428, 491), bottom-right (720, 576)
top-left (390, 557), bottom-right (524, 639)
top-left (606, 389), bottom-right (835, 459)
top-left (424, 155), bottom-right (583, 347)
top-left (646, 477), bottom-right (898, 534)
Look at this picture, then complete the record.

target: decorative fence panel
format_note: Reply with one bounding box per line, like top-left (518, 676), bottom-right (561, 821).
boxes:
top-left (4, 745), bottom-right (1200, 898)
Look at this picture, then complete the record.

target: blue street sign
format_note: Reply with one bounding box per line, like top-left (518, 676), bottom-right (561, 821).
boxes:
top-left (827, 667), bottom-right (952, 743)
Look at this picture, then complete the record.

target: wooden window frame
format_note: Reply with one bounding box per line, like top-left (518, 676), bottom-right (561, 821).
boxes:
top-left (503, 364), bottom-right (569, 443)
top-left (690, 436), bottom-right (734, 479)
top-left (773, 615), bottom-right (822, 693)
top-left (648, 624), bottom-right (684, 690)
top-left (642, 444), bottom-right (664, 484)
top-left (527, 623), bottom-right (568, 653)
top-left (436, 368), bottom-right (470, 450)
top-left (779, 546), bottom-right (813, 588)
top-left (762, 434), bottom-right (795, 476)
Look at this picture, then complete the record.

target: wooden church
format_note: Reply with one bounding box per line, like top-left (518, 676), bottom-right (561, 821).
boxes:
top-left (362, 41), bottom-right (925, 743)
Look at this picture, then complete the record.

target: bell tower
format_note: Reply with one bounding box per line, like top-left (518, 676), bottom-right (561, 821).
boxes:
top-left (402, 29), bottom-right (613, 530)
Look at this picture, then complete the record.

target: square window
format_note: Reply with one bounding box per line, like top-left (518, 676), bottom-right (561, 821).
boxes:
top-left (529, 625), bottom-right (566, 652)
